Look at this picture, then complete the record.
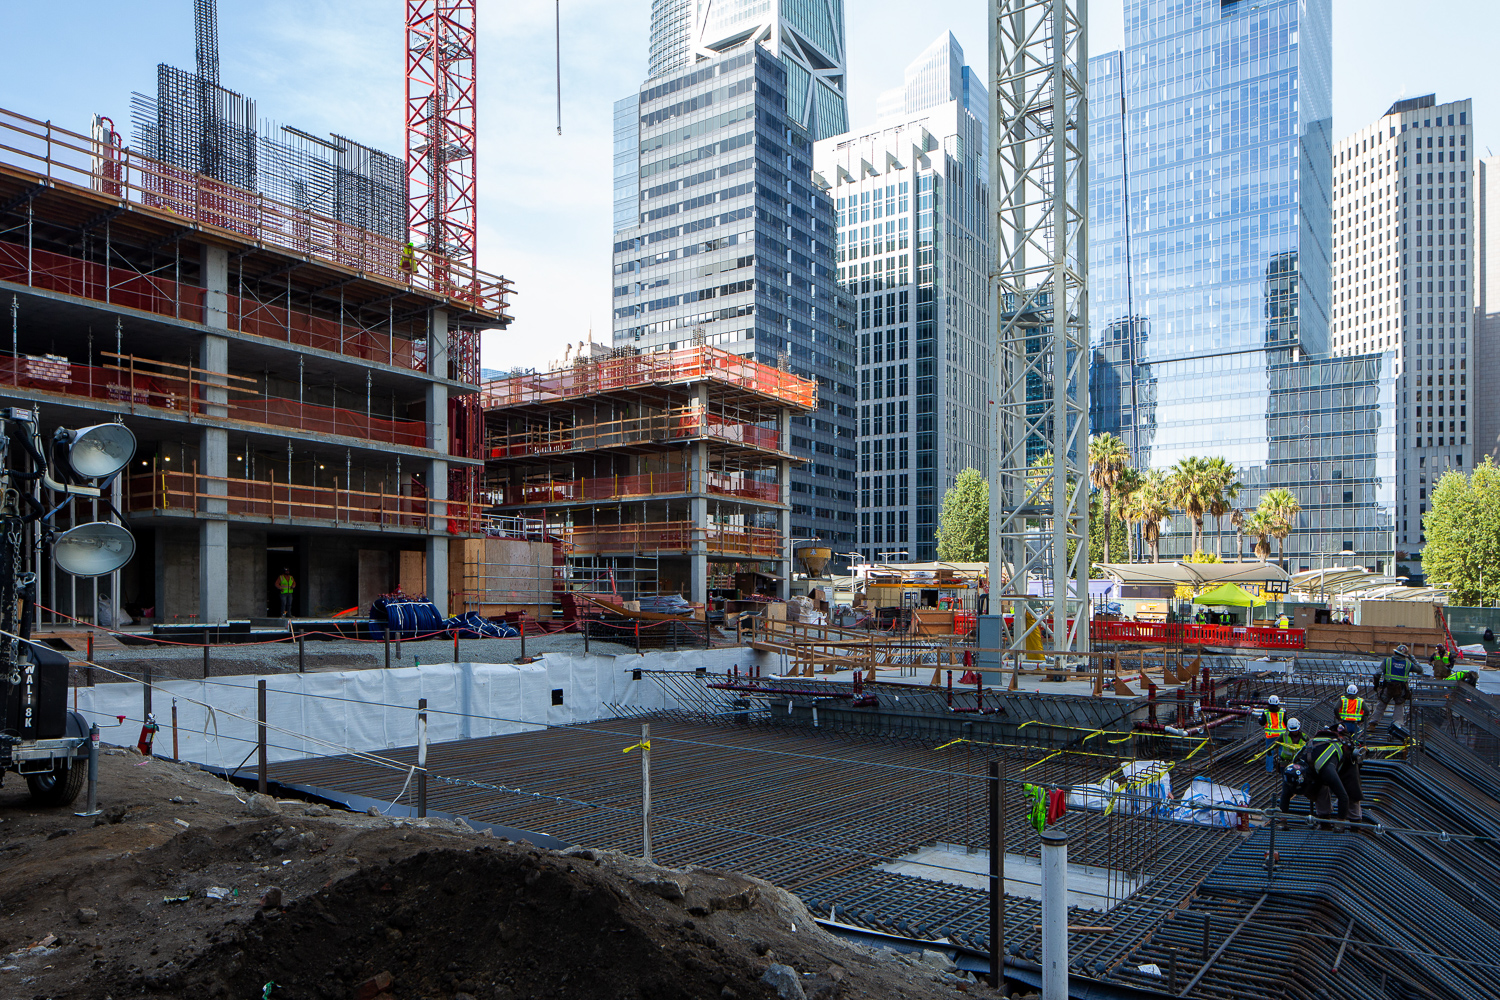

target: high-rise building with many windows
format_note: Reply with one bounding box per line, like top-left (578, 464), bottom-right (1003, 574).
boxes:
top-left (612, 45), bottom-right (858, 560)
top-left (1477, 155), bottom-right (1500, 463)
top-left (1089, 0), bottom-right (1398, 571)
top-left (815, 33), bottom-right (989, 563)
top-left (1330, 96), bottom-right (1474, 564)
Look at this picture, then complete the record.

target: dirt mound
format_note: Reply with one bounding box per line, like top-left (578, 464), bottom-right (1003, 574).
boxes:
top-left (187, 847), bottom-right (787, 1000)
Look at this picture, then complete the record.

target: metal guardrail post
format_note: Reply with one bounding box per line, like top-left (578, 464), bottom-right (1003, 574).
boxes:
top-left (257, 679), bottom-right (268, 795)
top-left (75, 723), bottom-right (101, 818)
top-left (417, 697), bottom-right (428, 818)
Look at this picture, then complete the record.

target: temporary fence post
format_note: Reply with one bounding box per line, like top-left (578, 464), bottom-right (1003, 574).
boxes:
top-left (672, 621), bottom-right (679, 652)
top-left (202, 642), bottom-right (210, 679)
top-left (987, 759), bottom-right (1004, 992)
top-left (171, 698), bottom-right (179, 761)
top-left (298, 635), bottom-right (306, 673)
top-left (417, 697), bottom-right (428, 818)
top-left (75, 723), bottom-right (101, 818)
top-left (641, 722), bottom-right (652, 863)
top-left (520, 615), bottom-right (526, 660)
top-left (452, 628), bottom-right (459, 662)
top-left (583, 616), bottom-right (590, 653)
top-left (256, 679), bottom-right (268, 795)
top-left (87, 631), bottom-right (93, 661)
top-left (1040, 828), bottom-right (1069, 1000)
top-left (635, 621), bottom-right (641, 654)
top-left (385, 634), bottom-right (391, 669)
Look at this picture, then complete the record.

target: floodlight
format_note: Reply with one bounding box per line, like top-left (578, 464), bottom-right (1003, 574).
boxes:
top-left (63, 424), bottom-right (136, 479)
top-left (53, 522), bottom-right (135, 577)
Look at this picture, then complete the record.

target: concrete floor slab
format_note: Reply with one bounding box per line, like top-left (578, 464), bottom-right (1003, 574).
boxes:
top-left (878, 842), bottom-right (1143, 912)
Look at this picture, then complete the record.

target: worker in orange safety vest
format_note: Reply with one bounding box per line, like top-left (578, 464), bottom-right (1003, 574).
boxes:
top-left (1257, 694), bottom-right (1287, 772)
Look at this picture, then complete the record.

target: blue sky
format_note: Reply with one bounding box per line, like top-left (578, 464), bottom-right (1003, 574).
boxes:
top-left (0, 1), bottom-right (1496, 373)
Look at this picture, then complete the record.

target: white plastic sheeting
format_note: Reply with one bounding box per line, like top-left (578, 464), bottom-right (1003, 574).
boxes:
top-left (74, 647), bottom-right (773, 770)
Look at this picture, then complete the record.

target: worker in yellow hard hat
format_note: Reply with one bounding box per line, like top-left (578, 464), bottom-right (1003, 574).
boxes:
top-left (400, 240), bottom-right (417, 278)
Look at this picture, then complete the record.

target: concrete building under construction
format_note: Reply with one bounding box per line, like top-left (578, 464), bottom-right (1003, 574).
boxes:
top-left (0, 105), bottom-right (511, 625)
top-left (479, 345), bottom-right (815, 606)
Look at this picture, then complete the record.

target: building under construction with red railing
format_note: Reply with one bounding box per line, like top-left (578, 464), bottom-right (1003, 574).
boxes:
top-left (479, 345), bottom-right (815, 607)
top-left (0, 103), bottom-right (511, 625)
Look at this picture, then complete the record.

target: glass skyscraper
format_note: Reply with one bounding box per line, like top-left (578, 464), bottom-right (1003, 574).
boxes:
top-left (815, 33), bottom-right (990, 563)
top-left (1090, 0), bottom-right (1398, 570)
top-left (612, 46), bottom-right (858, 558)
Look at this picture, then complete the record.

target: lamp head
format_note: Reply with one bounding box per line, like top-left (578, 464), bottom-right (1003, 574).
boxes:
top-left (60, 423), bottom-right (136, 479)
top-left (53, 521), bottom-right (136, 577)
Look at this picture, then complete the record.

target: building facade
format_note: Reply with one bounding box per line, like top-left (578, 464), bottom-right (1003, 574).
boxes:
top-left (611, 45), bottom-right (858, 561)
top-left (814, 33), bottom-right (990, 564)
top-left (1475, 155), bottom-right (1500, 463)
top-left (1331, 96), bottom-right (1474, 564)
top-left (1088, 0), bottom-right (1397, 571)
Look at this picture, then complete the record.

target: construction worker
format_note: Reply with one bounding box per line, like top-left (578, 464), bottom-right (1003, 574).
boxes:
top-left (275, 568), bottom-right (296, 617)
top-left (1275, 717), bottom-right (1307, 772)
top-left (1338, 683), bottom-right (1365, 736)
top-left (1369, 643), bottom-right (1419, 733)
top-left (1280, 724), bottom-right (1355, 826)
top-left (400, 241), bottom-right (417, 278)
top-left (1430, 646), bottom-right (1452, 680)
top-left (1310, 723), bottom-right (1364, 823)
top-left (1256, 694), bottom-right (1287, 772)
top-left (1276, 612), bottom-right (1291, 629)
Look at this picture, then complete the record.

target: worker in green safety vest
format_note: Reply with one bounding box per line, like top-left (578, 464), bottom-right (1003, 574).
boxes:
top-left (1275, 717), bottom-right (1307, 772)
top-left (1369, 644), bottom-right (1420, 733)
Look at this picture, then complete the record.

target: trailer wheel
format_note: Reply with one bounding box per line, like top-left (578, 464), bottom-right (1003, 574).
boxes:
top-left (26, 758), bottom-right (85, 807)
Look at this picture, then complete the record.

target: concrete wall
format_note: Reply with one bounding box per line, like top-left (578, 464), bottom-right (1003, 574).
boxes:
top-left (156, 528), bottom-right (200, 623)
top-left (228, 529), bottom-right (266, 619)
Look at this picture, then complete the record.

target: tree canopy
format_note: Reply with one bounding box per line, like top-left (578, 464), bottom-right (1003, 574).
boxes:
top-left (1422, 458), bottom-right (1500, 606)
top-left (936, 467), bottom-right (989, 562)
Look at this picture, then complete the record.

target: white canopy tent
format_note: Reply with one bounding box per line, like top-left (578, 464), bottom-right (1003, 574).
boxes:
top-left (1093, 562), bottom-right (1291, 587)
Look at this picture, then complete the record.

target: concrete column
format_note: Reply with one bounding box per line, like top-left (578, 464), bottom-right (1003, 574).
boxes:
top-left (1040, 828), bottom-right (1069, 1000)
top-left (688, 384), bottom-right (710, 606)
top-left (426, 308), bottom-right (450, 615)
top-left (198, 244), bottom-right (230, 624)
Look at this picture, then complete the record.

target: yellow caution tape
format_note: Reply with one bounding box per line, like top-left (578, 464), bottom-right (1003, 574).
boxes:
top-left (622, 740), bottom-right (651, 754)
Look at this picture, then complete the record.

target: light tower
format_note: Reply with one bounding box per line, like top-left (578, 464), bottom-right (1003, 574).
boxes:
top-left (987, 0), bottom-right (1090, 657)
top-left (405, 0), bottom-right (478, 278)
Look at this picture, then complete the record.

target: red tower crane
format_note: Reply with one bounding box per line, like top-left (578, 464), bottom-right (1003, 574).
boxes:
top-left (405, 1), bottom-right (477, 281)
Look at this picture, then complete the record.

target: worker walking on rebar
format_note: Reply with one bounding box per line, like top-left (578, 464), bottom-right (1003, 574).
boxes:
top-left (1280, 725), bottom-right (1357, 827)
top-left (1275, 717), bottom-right (1307, 772)
top-left (1369, 644), bottom-right (1420, 734)
top-left (1256, 694), bottom-right (1287, 773)
top-left (1338, 684), bottom-right (1366, 738)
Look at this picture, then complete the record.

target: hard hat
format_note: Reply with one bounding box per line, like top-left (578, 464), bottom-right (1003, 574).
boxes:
top-left (1347, 684), bottom-right (1359, 697)
top-left (1288, 718), bottom-right (1301, 733)
top-left (1284, 763), bottom-right (1306, 790)
top-left (1395, 644), bottom-right (1410, 655)
top-left (1267, 694), bottom-right (1281, 707)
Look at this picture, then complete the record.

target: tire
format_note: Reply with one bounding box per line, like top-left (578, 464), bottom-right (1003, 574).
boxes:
top-left (26, 757), bottom-right (85, 807)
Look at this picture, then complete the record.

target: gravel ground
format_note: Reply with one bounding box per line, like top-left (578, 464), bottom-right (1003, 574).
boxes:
top-left (68, 629), bottom-right (653, 683)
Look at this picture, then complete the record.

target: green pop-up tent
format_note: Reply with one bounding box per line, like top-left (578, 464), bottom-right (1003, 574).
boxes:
top-left (1193, 582), bottom-right (1267, 622)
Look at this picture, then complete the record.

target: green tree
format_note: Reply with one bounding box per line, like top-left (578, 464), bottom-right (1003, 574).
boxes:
top-left (1244, 511), bottom-right (1274, 562)
top-left (1124, 470), bottom-right (1171, 563)
top-left (936, 467), bottom-right (989, 562)
top-left (1112, 467), bottom-right (1145, 562)
top-left (1168, 456), bottom-right (1214, 554)
top-left (1205, 457), bottom-right (1241, 559)
top-left (1089, 491), bottom-right (1128, 571)
top-left (1230, 508), bottom-right (1246, 562)
top-left (1422, 458), bottom-right (1500, 606)
top-left (1259, 488), bottom-right (1302, 570)
top-left (1089, 433), bottom-right (1130, 565)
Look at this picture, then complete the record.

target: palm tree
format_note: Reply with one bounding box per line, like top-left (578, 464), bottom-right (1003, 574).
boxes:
top-left (1168, 456), bottom-right (1214, 555)
top-left (1089, 433), bottom-right (1130, 565)
top-left (1124, 471), bottom-right (1171, 563)
top-left (1259, 488), bottom-right (1302, 571)
top-left (1112, 467), bottom-right (1145, 562)
top-left (1205, 457), bottom-right (1241, 559)
top-left (1244, 511), bottom-right (1274, 562)
top-left (1230, 508), bottom-right (1246, 562)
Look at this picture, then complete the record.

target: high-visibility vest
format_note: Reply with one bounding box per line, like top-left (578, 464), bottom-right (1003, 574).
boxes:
top-left (1278, 733), bottom-right (1305, 760)
top-left (1383, 655), bottom-right (1410, 683)
top-left (1276, 616), bottom-right (1290, 629)
top-left (1263, 708), bottom-right (1287, 739)
top-left (1308, 736), bottom-right (1343, 771)
top-left (1338, 696), bottom-right (1364, 722)
top-left (276, 575), bottom-right (296, 595)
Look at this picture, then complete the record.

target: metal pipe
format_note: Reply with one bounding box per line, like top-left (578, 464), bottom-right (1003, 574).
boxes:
top-left (75, 723), bottom-right (100, 818)
top-left (1041, 828), bottom-right (1069, 1000)
top-left (641, 722), bottom-right (652, 863)
top-left (1180, 894), bottom-right (1268, 997)
top-left (417, 697), bottom-right (428, 818)
top-left (988, 759), bottom-right (1005, 993)
top-left (257, 679), bottom-right (267, 795)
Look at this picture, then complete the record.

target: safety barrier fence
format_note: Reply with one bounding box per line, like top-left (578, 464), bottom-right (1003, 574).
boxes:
top-left (1091, 620), bottom-right (1306, 651)
top-left (125, 467), bottom-right (482, 534)
top-left (492, 471), bottom-right (783, 506)
top-left (0, 105), bottom-right (511, 317)
top-left (478, 344), bottom-right (816, 411)
top-left (485, 409), bottom-right (783, 459)
top-left (555, 520), bottom-right (782, 558)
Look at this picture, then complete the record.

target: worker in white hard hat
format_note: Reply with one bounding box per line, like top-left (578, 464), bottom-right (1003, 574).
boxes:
top-left (1274, 716), bottom-right (1307, 772)
top-left (1255, 694), bottom-right (1287, 773)
top-left (1338, 683), bottom-right (1366, 738)
top-left (1369, 643), bottom-right (1420, 734)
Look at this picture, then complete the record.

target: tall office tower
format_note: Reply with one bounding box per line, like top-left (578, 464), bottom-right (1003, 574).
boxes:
top-left (1475, 156), bottom-right (1500, 463)
top-left (649, 0), bottom-right (695, 78)
top-left (1090, 0), bottom-right (1397, 571)
top-left (1331, 96), bottom-right (1474, 560)
top-left (815, 33), bottom-right (990, 564)
top-left (612, 46), bottom-right (859, 561)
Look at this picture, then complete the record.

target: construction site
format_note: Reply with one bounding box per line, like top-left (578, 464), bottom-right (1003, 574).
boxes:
top-left (2, 3), bottom-right (1500, 1000)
